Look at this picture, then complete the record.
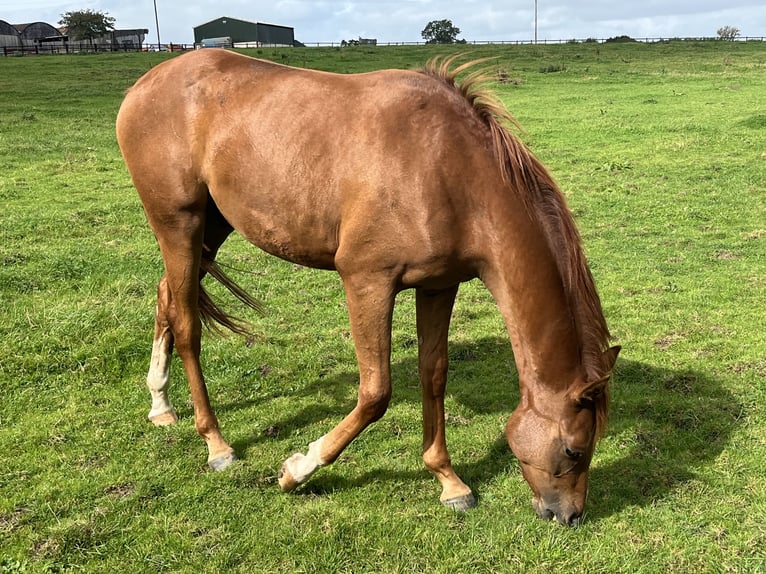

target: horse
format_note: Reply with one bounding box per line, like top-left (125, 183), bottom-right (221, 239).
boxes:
top-left (116, 49), bottom-right (619, 526)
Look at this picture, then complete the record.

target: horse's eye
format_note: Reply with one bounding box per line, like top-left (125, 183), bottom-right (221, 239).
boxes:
top-left (564, 447), bottom-right (583, 460)
top-left (576, 397), bottom-right (595, 410)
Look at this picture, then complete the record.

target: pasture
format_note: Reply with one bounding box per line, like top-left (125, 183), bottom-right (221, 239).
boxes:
top-left (1, 40), bottom-right (765, 572)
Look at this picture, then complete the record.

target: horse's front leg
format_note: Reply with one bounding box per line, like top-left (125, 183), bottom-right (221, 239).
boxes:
top-left (278, 273), bottom-right (395, 491)
top-left (416, 286), bottom-right (476, 510)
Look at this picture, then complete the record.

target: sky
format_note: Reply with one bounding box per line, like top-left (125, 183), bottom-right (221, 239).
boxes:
top-left (1, 0), bottom-right (765, 46)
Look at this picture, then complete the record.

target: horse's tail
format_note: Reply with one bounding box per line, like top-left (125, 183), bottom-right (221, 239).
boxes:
top-left (199, 258), bottom-right (265, 337)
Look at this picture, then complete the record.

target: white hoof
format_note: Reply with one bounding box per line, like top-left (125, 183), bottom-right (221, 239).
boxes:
top-left (149, 407), bottom-right (178, 426)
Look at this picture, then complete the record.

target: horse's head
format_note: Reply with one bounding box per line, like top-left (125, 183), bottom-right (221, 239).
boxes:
top-left (505, 346), bottom-right (619, 526)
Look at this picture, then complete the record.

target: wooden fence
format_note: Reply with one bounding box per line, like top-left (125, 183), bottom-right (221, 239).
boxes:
top-left (1, 43), bottom-right (194, 56)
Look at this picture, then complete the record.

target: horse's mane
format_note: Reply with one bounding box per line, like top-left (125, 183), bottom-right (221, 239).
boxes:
top-left (422, 57), bottom-right (612, 435)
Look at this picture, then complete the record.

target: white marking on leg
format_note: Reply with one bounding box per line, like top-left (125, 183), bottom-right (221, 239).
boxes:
top-left (146, 334), bottom-right (175, 420)
top-left (284, 436), bottom-right (326, 484)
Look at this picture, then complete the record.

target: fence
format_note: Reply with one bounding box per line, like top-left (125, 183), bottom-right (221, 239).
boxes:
top-left (298, 36), bottom-right (766, 47)
top-left (3, 36), bottom-right (765, 56)
top-left (1, 42), bottom-right (194, 56)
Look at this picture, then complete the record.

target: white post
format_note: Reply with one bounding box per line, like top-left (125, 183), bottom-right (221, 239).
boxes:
top-left (153, 0), bottom-right (161, 49)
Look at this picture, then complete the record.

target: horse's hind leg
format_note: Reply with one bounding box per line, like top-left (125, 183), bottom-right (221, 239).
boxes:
top-left (146, 202), bottom-right (237, 470)
top-left (146, 275), bottom-right (178, 426)
top-left (416, 286), bottom-right (476, 510)
top-left (146, 205), bottom-right (234, 429)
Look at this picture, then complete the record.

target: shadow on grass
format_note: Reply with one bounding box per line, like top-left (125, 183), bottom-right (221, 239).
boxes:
top-left (221, 336), bottom-right (741, 521)
top-left (585, 358), bottom-right (743, 521)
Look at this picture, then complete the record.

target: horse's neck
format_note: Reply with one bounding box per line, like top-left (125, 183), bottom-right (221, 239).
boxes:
top-left (480, 209), bottom-right (582, 390)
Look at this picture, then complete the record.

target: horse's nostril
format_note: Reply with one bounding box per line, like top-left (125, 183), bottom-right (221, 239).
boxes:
top-left (533, 501), bottom-right (555, 521)
top-left (564, 447), bottom-right (583, 460)
top-left (561, 510), bottom-right (583, 527)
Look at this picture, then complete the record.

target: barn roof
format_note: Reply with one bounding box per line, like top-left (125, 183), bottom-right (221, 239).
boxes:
top-left (0, 19), bottom-right (20, 36)
top-left (15, 21), bottom-right (62, 39)
top-left (194, 15), bottom-right (293, 31)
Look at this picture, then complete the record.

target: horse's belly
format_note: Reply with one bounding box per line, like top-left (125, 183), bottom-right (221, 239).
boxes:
top-left (220, 203), bottom-right (339, 270)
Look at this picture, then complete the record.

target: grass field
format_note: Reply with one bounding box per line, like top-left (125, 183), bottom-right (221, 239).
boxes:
top-left (1, 40), bottom-right (765, 572)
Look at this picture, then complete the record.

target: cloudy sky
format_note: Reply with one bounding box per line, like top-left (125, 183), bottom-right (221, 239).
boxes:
top-left (2, 0), bottom-right (765, 45)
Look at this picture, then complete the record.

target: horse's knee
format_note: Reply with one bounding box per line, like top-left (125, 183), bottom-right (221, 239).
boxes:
top-left (357, 385), bottom-right (391, 422)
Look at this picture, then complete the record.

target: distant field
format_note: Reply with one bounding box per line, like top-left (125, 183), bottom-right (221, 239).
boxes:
top-left (1, 41), bottom-right (765, 572)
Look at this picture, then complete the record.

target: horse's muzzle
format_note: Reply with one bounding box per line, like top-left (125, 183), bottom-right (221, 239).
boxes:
top-left (532, 497), bottom-right (583, 527)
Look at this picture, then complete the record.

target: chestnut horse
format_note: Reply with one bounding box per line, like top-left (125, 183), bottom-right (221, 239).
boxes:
top-left (116, 49), bottom-right (618, 526)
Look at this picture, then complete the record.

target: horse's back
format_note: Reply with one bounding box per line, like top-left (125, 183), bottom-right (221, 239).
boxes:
top-left (117, 50), bottom-right (497, 283)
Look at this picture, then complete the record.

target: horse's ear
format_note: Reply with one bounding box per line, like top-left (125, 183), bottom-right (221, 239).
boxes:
top-left (573, 346), bottom-right (620, 406)
top-left (574, 377), bottom-right (608, 407)
top-left (603, 345), bottom-right (620, 372)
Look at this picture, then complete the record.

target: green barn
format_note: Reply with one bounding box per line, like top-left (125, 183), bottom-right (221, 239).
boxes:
top-left (193, 16), bottom-right (294, 47)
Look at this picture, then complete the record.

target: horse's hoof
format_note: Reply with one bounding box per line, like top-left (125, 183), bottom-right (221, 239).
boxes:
top-left (277, 464), bottom-right (299, 492)
top-left (149, 408), bottom-right (178, 427)
top-left (208, 451), bottom-right (237, 472)
top-left (441, 492), bottom-right (477, 512)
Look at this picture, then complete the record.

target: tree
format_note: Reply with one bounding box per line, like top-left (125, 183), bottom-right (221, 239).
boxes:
top-left (421, 19), bottom-right (463, 44)
top-left (717, 26), bottom-right (740, 41)
top-left (59, 9), bottom-right (116, 44)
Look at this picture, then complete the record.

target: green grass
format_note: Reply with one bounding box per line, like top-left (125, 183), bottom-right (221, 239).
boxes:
top-left (1, 40), bottom-right (766, 572)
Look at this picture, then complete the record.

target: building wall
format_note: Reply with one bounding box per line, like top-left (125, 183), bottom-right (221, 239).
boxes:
top-left (111, 29), bottom-right (148, 50)
top-left (194, 17), bottom-right (293, 46)
top-left (255, 22), bottom-right (293, 46)
top-left (194, 17), bottom-right (254, 44)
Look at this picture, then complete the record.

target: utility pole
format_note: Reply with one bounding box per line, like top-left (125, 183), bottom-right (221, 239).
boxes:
top-left (153, 0), bottom-right (161, 49)
top-left (534, 0), bottom-right (538, 43)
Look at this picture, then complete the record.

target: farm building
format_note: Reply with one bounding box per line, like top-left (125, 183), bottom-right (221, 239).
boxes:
top-left (0, 19), bottom-right (21, 48)
top-left (0, 19), bottom-right (148, 52)
top-left (81, 28), bottom-right (149, 51)
top-left (17, 21), bottom-right (62, 44)
top-left (0, 21), bottom-right (66, 50)
top-left (193, 16), bottom-right (294, 47)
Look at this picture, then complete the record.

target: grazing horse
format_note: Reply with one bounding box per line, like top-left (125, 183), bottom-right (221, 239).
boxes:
top-left (116, 49), bottom-right (619, 526)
